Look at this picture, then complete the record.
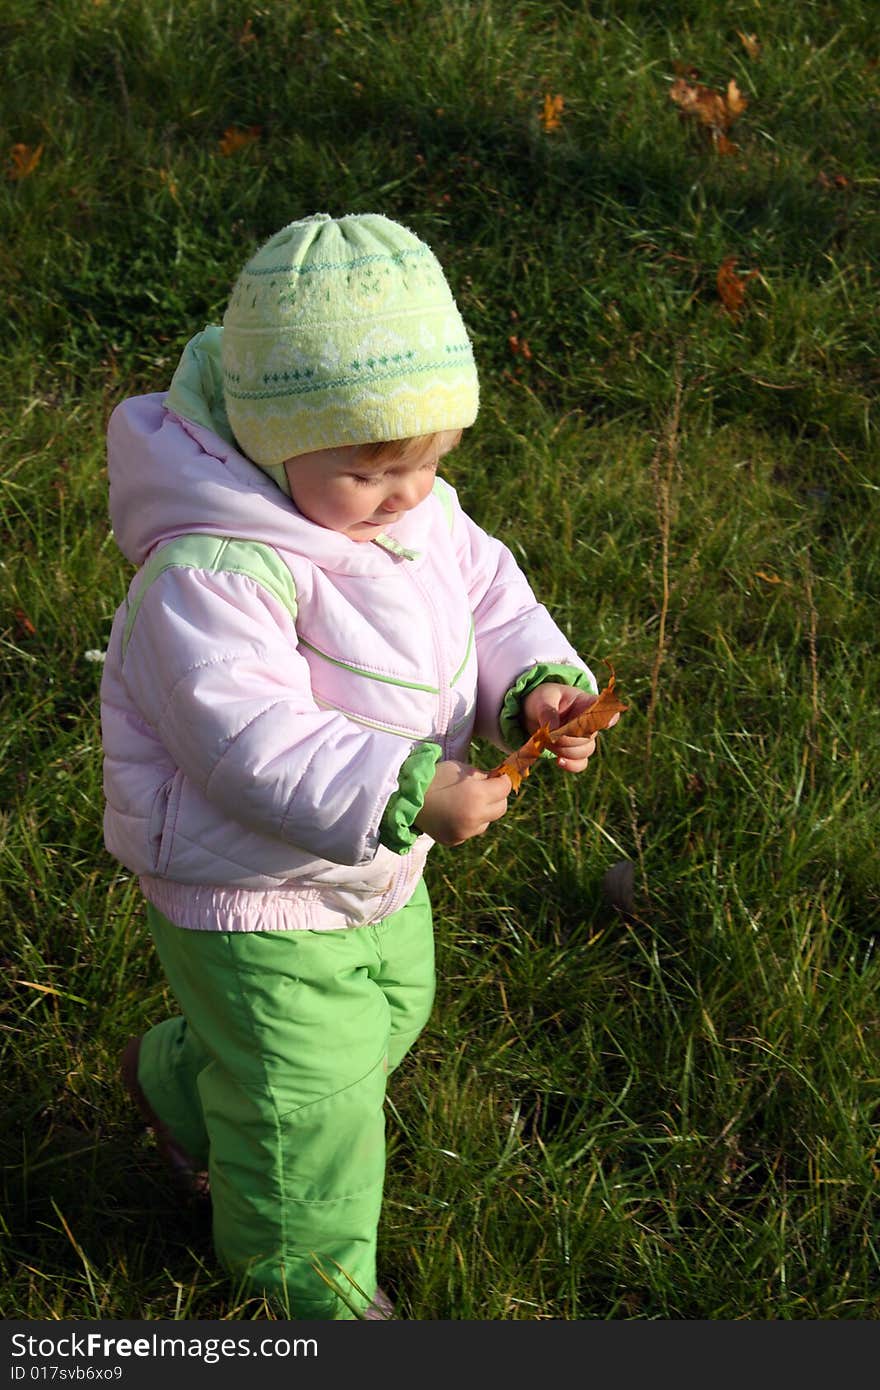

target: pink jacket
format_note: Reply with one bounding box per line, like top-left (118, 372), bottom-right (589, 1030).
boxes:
top-left (101, 394), bottom-right (594, 931)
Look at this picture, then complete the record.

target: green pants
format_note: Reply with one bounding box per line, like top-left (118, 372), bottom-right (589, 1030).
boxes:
top-left (137, 880), bottom-right (435, 1319)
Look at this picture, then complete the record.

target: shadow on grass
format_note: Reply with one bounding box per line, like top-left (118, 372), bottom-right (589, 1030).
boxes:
top-left (4, 1098), bottom-right (217, 1318)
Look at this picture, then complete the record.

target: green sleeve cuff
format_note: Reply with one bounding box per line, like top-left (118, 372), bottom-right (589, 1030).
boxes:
top-left (379, 742), bottom-right (443, 854)
top-left (498, 662), bottom-right (598, 748)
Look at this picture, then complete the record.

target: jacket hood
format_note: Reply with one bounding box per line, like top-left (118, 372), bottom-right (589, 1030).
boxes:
top-left (164, 326), bottom-right (292, 497)
top-left (107, 381), bottom-right (438, 578)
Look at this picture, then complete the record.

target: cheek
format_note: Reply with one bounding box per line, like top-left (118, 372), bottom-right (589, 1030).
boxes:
top-left (296, 478), bottom-right (358, 526)
top-left (329, 480), bottom-right (367, 513)
top-left (408, 472), bottom-right (436, 507)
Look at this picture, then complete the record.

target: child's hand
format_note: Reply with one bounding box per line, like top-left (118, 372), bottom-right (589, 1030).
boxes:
top-left (521, 682), bottom-right (620, 774)
top-left (415, 760), bottom-right (512, 846)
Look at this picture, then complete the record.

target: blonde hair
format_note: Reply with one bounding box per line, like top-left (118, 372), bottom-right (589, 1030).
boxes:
top-left (357, 430), bottom-right (462, 465)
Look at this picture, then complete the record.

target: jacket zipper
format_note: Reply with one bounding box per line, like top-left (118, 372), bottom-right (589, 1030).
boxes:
top-left (379, 562), bottom-right (452, 920)
top-left (405, 566), bottom-right (453, 755)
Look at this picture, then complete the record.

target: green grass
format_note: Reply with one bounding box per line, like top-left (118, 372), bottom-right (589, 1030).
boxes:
top-left (1, 0), bottom-right (878, 1320)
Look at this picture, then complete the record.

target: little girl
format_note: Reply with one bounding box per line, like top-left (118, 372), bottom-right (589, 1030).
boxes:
top-left (101, 212), bottom-right (607, 1319)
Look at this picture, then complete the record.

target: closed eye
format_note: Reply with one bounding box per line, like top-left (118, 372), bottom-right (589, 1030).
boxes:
top-left (350, 461), bottom-right (436, 485)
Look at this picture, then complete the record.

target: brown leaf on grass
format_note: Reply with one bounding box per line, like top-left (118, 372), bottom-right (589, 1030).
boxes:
top-left (14, 609), bottom-right (36, 638)
top-left (508, 334), bottom-right (533, 360)
top-left (7, 143), bottom-right (44, 180)
top-left (218, 125), bottom-right (261, 156)
top-left (723, 79), bottom-right (748, 121)
top-left (159, 168), bottom-right (179, 202)
top-left (817, 169), bottom-right (850, 191)
top-left (717, 255), bottom-right (760, 318)
top-left (669, 76), bottom-right (748, 148)
top-left (540, 93), bottom-right (564, 133)
top-left (737, 31), bottom-right (762, 60)
top-left (488, 668), bottom-right (628, 794)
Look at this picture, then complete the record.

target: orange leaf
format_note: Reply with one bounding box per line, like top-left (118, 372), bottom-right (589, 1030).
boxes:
top-left (548, 679), bottom-right (628, 741)
top-left (670, 77), bottom-right (725, 128)
top-left (717, 255), bottom-right (759, 318)
top-left (158, 168), bottom-right (179, 202)
top-left (724, 79), bottom-right (748, 121)
top-left (489, 723), bottom-right (555, 794)
top-left (7, 142), bottom-right (44, 180)
top-left (669, 76), bottom-right (748, 144)
top-left (488, 667), bottom-right (627, 794)
top-left (737, 31), bottom-right (762, 60)
top-left (508, 334), bottom-right (532, 360)
top-left (540, 93), bottom-right (564, 133)
top-left (218, 125), bottom-right (261, 156)
top-left (817, 169), bottom-right (850, 191)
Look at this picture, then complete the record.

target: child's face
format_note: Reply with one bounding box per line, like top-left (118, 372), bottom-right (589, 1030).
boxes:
top-left (282, 431), bottom-right (460, 542)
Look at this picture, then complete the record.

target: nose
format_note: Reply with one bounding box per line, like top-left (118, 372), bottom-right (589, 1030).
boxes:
top-left (382, 476), bottom-right (427, 512)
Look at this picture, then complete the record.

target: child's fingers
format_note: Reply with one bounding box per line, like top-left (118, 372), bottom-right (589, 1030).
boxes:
top-left (553, 734), bottom-right (598, 758)
top-left (480, 769), bottom-right (511, 795)
top-left (558, 712), bottom-right (622, 768)
top-left (553, 733), bottom-right (597, 772)
top-left (485, 777), bottom-right (512, 811)
top-left (473, 774), bottom-right (512, 836)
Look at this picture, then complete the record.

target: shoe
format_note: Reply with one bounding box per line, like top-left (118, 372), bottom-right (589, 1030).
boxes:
top-left (362, 1286), bottom-right (395, 1320)
top-left (120, 1036), bottom-right (210, 1198)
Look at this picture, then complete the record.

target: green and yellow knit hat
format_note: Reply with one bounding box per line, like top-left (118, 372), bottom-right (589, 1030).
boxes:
top-left (221, 212), bottom-right (479, 474)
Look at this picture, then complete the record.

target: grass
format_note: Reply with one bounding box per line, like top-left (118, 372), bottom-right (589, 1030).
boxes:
top-left (1, 0), bottom-right (878, 1320)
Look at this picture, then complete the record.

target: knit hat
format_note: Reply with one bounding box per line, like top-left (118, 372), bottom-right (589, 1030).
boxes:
top-left (221, 212), bottom-right (479, 476)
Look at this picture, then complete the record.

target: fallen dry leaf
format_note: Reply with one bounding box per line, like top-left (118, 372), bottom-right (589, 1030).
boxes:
top-left (669, 76), bottom-right (748, 149)
top-left (7, 142), bottom-right (44, 180)
top-left (158, 168), bottom-right (179, 202)
top-left (724, 79), bottom-right (748, 121)
top-left (218, 125), bottom-right (261, 156)
top-left (717, 255), bottom-right (760, 318)
top-left (817, 169), bottom-right (850, 191)
top-left (737, 31), bottom-right (762, 60)
top-left (540, 93), bottom-right (564, 133)
top-left (489, 667), bottom-right (628, 794)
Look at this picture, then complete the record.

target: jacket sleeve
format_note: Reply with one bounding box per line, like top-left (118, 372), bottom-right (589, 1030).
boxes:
top-left (444, 484), bottom-right (597, 747)
top-left (120, 564), bottom-right (415, 867)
